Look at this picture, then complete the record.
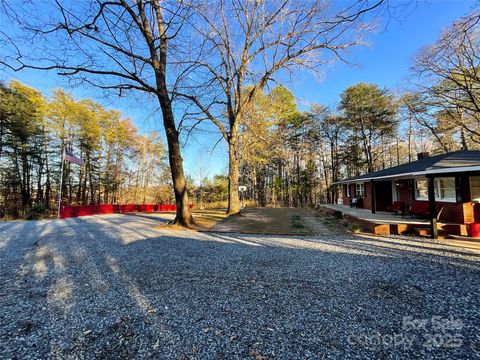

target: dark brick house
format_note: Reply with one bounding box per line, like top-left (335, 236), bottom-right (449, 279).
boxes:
top-left (337, 150), bottom-right (480, 238)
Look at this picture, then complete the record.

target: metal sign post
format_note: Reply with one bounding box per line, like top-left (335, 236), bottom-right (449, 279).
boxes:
top-left (238, 185), bottom-right (247, 209)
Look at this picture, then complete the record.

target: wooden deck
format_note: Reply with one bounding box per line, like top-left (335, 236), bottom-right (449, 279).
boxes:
top-left (324, 204), bottom-right (467, 237)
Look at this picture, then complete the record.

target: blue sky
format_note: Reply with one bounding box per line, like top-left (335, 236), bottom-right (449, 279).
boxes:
top-left (290, 0), bottom-right (478, 109)
top-left (1, 0), bottom-right (477, 179)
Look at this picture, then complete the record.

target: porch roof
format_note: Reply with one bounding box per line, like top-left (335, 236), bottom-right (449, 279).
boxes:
top-left (338, 150), bottom-right (480, 184)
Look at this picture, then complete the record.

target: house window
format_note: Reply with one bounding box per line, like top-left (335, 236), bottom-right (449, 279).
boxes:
top-left (435, 177), bottom-right (455, 201)
top-left (415, 177), bottom-right (456, 202)
top-left (356, 183), bottom-right (365, 198)
top-left (470, 176), bottom-right (480, 202)
top-left (415, 179), bottom-right (428, 200)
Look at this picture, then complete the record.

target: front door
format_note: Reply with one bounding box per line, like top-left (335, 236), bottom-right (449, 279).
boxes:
top-left (374, 181), bottom-right (393, 211)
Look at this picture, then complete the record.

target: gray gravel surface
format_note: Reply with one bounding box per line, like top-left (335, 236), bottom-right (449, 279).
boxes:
top-left (0, 213), bottom-right (479, 359)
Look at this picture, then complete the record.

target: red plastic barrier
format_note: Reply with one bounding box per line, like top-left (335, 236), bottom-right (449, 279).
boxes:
top-left (121, 204), bottom-right (138, 213)
top-left (60, 206), bottom-right (74, 219)
top-left (97, 204), bottom-right (114, 214)
top-left (138, 204), bottom-right (155, 212)
top-left (59, 203), bottom-right (185, 219)
top-left (76, 205), bottom-right (93, 217)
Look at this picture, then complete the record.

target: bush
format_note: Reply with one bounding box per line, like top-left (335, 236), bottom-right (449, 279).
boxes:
top-left (333, 210), bottom-right (343, 219)
top-left (26, 202), bottom-right (46, 220)
top-left (348, 222), bottom-right (362, 233)
top-left (291, 215), bottom-right (305, 229)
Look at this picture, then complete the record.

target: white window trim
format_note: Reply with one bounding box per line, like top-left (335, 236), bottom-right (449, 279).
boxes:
top-left (356, 183), bottom-right (365, 198)
top-left (415, 178), bottom-right (428, 201)
top-left (414, 177), bottom-right (457, 203)
top-left (391, 181), bottom-right (398, 202)
top-left (470, 176), bottom-right (480, 203)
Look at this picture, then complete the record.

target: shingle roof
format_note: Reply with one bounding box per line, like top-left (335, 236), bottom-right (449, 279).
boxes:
top-left (339, 150), bottom-right (480, 183)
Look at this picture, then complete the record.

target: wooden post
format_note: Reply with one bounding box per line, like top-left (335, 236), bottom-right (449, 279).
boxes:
top-left (371, 180), bottom-right (376, 214)
top-left (427, 176), bottom-right (438, 239)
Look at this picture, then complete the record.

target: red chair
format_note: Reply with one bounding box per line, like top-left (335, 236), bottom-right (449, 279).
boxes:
top-left (410, 200), bottom-right (428, 218)
top-left (410, 201), bottom-right (444, 219)
top-left (387, 201), bottom-right (406, 215)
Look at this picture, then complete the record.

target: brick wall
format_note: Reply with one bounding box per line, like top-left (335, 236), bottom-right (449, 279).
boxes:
top-left (439, 202), bottom-right (475, 224)
top-left (341, 182), bottom-right (370, 209)
top-left (342, 183), bottom-right (356, 206)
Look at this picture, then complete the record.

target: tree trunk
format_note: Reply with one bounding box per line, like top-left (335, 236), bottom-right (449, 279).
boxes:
top-left (82, 157), bottom-right (88, 204)
top-left (227, 136), bottom-right (241, 215)
top-left (21, 149), bottom-right (30, 215)
top-left (77, 158), bottom-right (83, 204)
top-left (157, 95), bottom-right (194, 226)
top-left (89, 160), bottom-right (95, 205)
top-left (45, 155), bottom-right (51, 209)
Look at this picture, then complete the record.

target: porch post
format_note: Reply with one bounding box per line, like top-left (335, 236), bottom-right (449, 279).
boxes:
top-left (427, 175), bottom-right (438, 239)
top-left (455, 176), bottom-right (463, 203)
top-left (371, 180), bottom-right (376, 214)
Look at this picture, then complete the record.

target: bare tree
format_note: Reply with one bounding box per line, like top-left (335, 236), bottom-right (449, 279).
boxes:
top-left (1, 0), bottom-right (195, 225)
top-left (411, 9), bottom-right (480, 147)
top-left (176, 0), bottom-right (387, 214)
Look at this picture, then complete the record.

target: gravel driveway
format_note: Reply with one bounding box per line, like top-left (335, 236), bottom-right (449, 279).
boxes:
top-left (0, 213), bottom-right (479, 359)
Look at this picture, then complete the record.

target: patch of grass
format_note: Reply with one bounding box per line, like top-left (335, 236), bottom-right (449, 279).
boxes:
top-left (155, 209), bottom-right (229, 232)
top-left (348, 222), bottom-right (362, 233)
top-left (26, 202), bottom-right (46, 220)
top-left (291, 215), bottom-right (305, 229)
top-left (206, 208), bottom-right (314, 235)
top-left (158, 208), bottom-right (319, 235)
top-left (192, 210), bottom-right (229, 229)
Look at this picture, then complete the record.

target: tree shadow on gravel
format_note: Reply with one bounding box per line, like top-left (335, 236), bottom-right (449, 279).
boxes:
top-left (211, 232), bottom-right (480, 270)
top-left (0, 215), bottom-right (479, 359)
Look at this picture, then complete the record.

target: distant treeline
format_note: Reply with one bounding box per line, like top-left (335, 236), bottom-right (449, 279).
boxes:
top-left (234, 80), bottom-right (480, 208)
top-left (0, 82), bottom-right (170, 218)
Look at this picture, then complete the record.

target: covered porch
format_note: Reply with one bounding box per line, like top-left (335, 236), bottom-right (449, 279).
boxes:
top-left (336, 151), bottom-right (480, 239)
top-left (325, 203), bottom-right (467, 238)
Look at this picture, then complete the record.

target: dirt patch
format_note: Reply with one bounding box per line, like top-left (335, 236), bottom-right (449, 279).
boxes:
top-left (155, 207), bottom-right (348, 236)
top-left (153, 209), bottom-right (228, 232)
top-left (311, 208), bottom-right (350, 235)
top-left (205, 208), bottom-right (315, 235)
